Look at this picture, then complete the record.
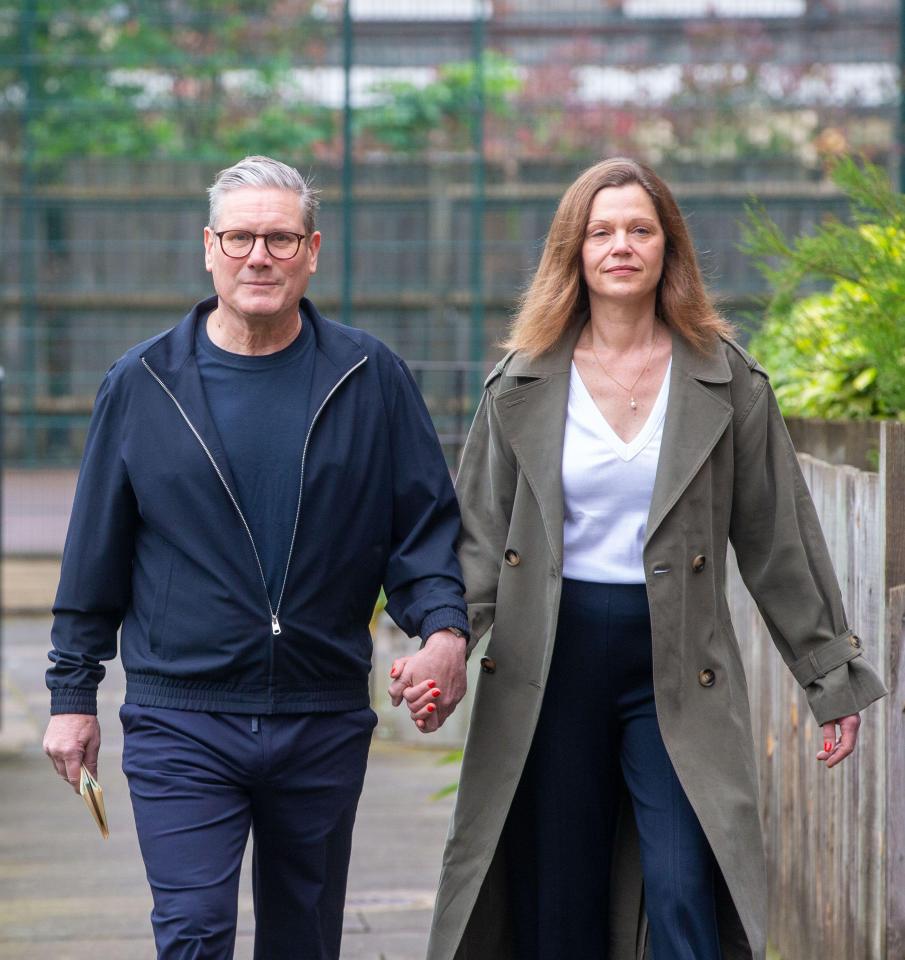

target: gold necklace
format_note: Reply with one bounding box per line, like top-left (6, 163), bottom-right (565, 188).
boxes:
top-left (588, 325), bottom-right (658, 412)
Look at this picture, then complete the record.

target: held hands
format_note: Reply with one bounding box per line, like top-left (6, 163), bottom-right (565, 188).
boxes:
top-left (388, 629), bottom-right (467, 734)
top-left (43, 714), bottom-right (101, 794)
top-left (816, 713), bottom-right (860, 769)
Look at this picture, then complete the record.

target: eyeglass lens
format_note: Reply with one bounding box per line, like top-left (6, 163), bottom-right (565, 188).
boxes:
top-left (219, 231), bottom-right (302, 259)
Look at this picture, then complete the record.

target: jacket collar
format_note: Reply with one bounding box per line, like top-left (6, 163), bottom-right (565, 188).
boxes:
top-left (140, 296), bottom-right (368, 501)
top-left (141, 296), bottom-right (366, 379)
top-left (504, 320), bottom-right (583, 378)
top-left (492, 324), bottom-right (733, 566)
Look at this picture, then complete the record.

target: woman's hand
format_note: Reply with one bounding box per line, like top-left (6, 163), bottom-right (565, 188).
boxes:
top-left (387, 630), bottom-right (468, 734)
top-left (816, 713), bottom-right (860, 768)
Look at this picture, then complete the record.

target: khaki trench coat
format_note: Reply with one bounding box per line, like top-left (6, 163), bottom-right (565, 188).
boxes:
top-left (427, 325), bottom-right (887, 960)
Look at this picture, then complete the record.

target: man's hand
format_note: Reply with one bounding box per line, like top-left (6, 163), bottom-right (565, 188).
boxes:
top-left (388, 630), bottom-right (467, 734)
top-left (43, 714), bottom-right (101, 793)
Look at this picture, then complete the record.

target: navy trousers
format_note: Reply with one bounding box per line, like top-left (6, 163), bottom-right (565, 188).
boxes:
top-left (504, 579), bottom-right (722, 960)
top-left (120, 704), bottom-right (376, 960)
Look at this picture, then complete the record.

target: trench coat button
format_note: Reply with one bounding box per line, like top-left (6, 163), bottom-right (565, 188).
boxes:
top-left (692, 554), bottom-right (706, 572)
top-left (504, 549), bottom-right (521, 567)
top-left (698, 668), bottom-right (716, 687)
top-left (480, 656), bottom-right (497, 674)
top-left (849, 634), bottom-right (862, 649)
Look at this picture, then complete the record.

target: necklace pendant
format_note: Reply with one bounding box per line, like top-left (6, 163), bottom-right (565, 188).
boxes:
top-left (630, 397), bottom-right (638, 410)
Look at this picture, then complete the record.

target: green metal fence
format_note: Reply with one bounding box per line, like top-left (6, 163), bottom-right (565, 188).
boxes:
top-left (1, 0), bottom-right (902, 468)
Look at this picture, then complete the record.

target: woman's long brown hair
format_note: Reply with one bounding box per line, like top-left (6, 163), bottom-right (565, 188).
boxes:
top-left (504, 157), bottom-right (733, 357)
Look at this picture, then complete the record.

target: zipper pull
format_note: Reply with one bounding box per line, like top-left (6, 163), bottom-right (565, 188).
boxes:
top-left (271, 615), bottom-right (281, 636)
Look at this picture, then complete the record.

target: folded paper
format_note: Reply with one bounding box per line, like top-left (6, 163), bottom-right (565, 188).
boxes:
top-left (79, 765), bottom-right (109, 839)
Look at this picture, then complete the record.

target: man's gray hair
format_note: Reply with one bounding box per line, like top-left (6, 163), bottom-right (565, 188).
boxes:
top-left (207, 156), bottom-right (319, 234)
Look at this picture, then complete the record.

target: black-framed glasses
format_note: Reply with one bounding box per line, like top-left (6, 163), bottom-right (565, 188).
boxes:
top-left (215, 230), bottom-right (306, 260)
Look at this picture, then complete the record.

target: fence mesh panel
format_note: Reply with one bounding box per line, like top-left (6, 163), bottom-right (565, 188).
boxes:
top-left (1, 0), bottom-right (901, 470)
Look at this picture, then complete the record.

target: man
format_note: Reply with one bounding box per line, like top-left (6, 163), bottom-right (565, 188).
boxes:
top-left (43, 155), bottom-right (469, 960)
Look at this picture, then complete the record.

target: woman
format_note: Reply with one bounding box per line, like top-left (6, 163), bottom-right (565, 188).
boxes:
top-left (410, 158), bottom-right (886, 960)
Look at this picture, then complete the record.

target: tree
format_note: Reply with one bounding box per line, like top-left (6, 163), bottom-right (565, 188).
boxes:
top-left (3, 1), bottom-right (338, 167)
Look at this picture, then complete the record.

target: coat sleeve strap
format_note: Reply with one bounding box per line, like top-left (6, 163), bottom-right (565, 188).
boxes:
top-left (788, 630), bottom-right (863, 687)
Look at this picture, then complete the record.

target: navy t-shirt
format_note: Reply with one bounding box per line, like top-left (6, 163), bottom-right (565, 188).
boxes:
top-left (195, 314), bottom-right (315, 608)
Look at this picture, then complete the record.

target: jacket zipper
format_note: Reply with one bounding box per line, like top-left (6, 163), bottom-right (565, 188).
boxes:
top-left (272, 356), bottom-right (368, 630)
top-left (141, 355), bottom-right (368, 637)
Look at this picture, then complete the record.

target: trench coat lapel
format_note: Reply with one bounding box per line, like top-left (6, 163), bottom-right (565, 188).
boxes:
top-left (492, 322), bottom-right (583, 567)
top-left (492, 324), bottom-right (734, 565)
top-left (644, 331), bottom-right (733, 546)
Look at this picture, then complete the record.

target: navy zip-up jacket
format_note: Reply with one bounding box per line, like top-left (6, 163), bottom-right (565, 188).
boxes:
top-left (47, 297), bottom-right (468, 715)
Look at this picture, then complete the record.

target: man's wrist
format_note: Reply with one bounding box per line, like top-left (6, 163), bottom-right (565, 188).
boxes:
top-left (424, 627), bottom-right (468, 658)
top-left (419, 608), bottom-right (469, 645)
top-left (425, 627), bottom-right (466, 645)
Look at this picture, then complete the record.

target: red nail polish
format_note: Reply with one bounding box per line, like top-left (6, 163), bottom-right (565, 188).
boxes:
top-left (824, 740), bottom-right (833, 754)
top-left (427, 704), bottom-right (435, 713)
top-left (390, 668), bottom-right (397, 678)
top-left (427, 680), bottom-right (436, 689)
top-left (432, 688), bottom-right (441, 697)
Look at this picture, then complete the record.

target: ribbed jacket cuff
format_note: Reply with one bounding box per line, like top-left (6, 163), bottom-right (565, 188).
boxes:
top-left (420, 607), bottom-right (470, 643)
top-left (50, 687), bottom-right (98, 716)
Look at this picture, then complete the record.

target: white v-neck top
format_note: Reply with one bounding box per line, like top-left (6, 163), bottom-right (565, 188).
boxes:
top-left (562, 359), bottom-right (672, 583)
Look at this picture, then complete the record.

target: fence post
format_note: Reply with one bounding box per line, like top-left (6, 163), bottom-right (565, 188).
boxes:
top-left (18, 2), bottom-right (39, 464)
top-left (468, 0), bottom-right (486, 407)
top-left (341, 0), bottom-right (354, 327)
top-left (883, 421), bottom-right (905, 591)
top-left (0, 366), bottom-right (4, 731)
top-left (899, 0), bottom-right (905, 194)
top-left (882, 421), bottom-right (905, 957)
top-left (885, 587), bottom-right (905, 959)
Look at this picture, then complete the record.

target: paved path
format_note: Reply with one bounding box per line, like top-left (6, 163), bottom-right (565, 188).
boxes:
top-left (0, 617), bottom-right (460, 959)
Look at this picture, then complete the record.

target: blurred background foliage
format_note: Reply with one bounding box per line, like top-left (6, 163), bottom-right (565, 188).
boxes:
top-left (0, 0), bottom-right (339, 164)
top-left (1, 0), bottom-right (898, 169)
top-left (1, 0), bottom-right (902, 467)
top-left (743, 157), bottom-right (905, 420)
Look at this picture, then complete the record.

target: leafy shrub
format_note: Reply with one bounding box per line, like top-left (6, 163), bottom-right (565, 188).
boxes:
top-left (741, 157), bottom-right (905, 419)
top-left (358, 52), bottom-right (522, 154)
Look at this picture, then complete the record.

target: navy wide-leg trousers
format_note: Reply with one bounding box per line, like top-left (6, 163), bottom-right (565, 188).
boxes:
top-left (504, 579), bottom-right (723, 960)
top-left (120, 705), bottom-right (376, 960)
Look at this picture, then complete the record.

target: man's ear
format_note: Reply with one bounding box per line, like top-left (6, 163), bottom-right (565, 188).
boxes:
top-left (203, 226), bottom-right (215, 273)
top-left (306, 231), bottom-right (322, 274)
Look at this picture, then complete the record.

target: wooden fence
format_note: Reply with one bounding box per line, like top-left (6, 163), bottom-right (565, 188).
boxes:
top-left (729, 418), bottom-right (905, 960)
